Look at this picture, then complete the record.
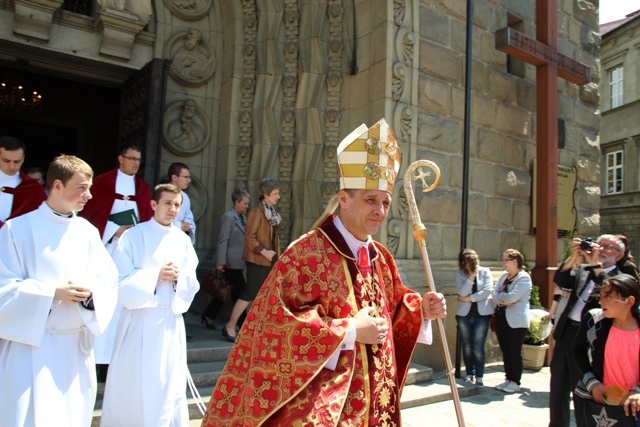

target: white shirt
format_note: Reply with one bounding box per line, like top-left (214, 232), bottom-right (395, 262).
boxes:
top-left (568, 265), bottom-right (616, 322)
top-left (0, 169), bottom-right (21, 222)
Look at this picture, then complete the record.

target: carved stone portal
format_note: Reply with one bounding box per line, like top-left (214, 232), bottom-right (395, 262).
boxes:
top-left (165, 29), bottom-right (215, 87)
top-left (163, 99), bottom-right (211, 155)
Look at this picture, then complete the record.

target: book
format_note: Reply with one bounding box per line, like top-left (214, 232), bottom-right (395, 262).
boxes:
top-left (108, 209), bottom-right (139, 226)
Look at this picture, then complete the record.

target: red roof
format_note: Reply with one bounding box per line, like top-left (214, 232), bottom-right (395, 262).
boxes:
top-left (601, 9), bottom-right (640, 36)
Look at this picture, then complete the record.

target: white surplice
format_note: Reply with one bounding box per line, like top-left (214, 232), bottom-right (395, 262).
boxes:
top-left (100, 218), bottom-right (199, 427)
top-left (93, 169), bottom-right (139, 363)
top-left (0, 202), bottom-right (118, 427)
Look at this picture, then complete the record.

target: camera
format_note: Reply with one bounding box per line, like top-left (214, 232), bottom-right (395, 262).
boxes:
top-left (579, 237), bottom-right (596, 252)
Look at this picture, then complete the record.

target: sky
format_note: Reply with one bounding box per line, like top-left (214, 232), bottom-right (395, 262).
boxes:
top-left (599, 0), bottom-right (640, 24)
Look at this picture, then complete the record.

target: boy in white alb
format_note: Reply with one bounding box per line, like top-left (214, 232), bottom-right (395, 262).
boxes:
top-left (100, 183), bottom-right (200, 427)
top-left (0, 155), bottom-right (118, 427)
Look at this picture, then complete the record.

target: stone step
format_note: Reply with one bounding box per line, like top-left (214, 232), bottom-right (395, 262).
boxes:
top-left (92, 313), bottom-right (455, 425)
top-left (92, 362), bottom-right (436, 425)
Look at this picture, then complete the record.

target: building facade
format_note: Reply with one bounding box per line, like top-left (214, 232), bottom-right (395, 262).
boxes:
top-left (600, 10), bottom-right (640, 260)
top-left (0, 0), bottom-right (601, 368)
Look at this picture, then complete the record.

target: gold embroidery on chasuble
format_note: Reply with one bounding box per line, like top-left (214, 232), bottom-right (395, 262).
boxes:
top-left (351, 258), bottom-right (400, 427)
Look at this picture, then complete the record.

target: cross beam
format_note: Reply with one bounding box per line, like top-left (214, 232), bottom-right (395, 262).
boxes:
top-left (495, 27), bottom-right (590, 85)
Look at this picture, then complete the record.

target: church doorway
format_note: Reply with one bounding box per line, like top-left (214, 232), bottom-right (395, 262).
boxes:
top-left (0, 66), bottom-right (122, 175)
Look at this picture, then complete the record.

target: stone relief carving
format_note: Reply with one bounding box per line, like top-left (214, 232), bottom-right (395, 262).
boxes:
top-left (387, 0), bottom-right (417, 258)
top-left (396, 104), bottom-right (413, 142)
top-left (393, 0), bottom-right (406, 26)
top-left (237, 0), bottom-right (257, 187)
top-left (395, 29), bottom-right (414, 64)
top-left (163, 99), bottom-right (211, 155)
top-left (392, 62), bottom-right (406, 102)
top-left (165, 30), bottom-right (215, 87)
top-left (162, 0), bottom-right (211, 21)
top-left (97, 0), bottom-right (151, 21)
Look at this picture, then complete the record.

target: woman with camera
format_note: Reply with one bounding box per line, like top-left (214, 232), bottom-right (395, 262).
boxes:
top-left (492, 248), bottom-right (532, 394)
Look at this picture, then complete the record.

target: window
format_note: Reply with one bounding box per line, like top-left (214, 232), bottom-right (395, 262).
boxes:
top-left (606, 150), bottom-right (623, 194)
top-left (609, 66), bottom-right (624, 109)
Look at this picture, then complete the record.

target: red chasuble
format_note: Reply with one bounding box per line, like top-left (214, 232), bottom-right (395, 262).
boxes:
top-left (201, 216), bottom-right (424, 427)
top-left (79, 168), bottom-right (152, 237)
top-left (0, 171), bottom-right (47, 228)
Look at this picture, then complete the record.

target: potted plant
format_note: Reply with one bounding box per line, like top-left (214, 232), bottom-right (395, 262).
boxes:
top-left (523, 285), bottom-right (551, 370)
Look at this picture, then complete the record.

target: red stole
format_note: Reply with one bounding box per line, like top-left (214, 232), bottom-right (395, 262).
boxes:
top-left (0, 171), bottom-right (47, 228)
top-left (79, 168), bottom-right (152, 237)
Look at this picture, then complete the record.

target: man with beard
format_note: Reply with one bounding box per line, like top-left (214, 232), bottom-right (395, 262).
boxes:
top-left (549, 234), bottom-right (626, 426)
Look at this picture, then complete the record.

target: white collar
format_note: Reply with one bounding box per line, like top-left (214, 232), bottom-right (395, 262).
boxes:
top-left (0, 169), bottom-right (21, 186)
top-left (333, 216), bottom-right (372, 259)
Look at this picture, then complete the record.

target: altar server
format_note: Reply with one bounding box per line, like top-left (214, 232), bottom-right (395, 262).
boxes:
top-left (100, 183), bottom-right (199, 427)
top-left (0, 154), bottom-right (118, 427)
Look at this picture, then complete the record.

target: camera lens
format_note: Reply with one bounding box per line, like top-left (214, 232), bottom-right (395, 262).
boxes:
top-left (580, 238), bottom-right (593, 251)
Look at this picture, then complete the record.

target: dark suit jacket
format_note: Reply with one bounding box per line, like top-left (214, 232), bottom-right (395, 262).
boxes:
top-left (215, 208), bottom-right (246, 270)
top-left (553, 263), bottom-right (617, 341)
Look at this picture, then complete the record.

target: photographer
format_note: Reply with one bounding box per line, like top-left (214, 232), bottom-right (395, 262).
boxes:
top-left (549, 234), bottom-right (625, 427)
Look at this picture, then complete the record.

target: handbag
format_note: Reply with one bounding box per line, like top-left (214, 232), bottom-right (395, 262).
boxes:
top-left (201, 270), bottom-right (233, 303)
top-left (573, 394), bottom-right (638, 427)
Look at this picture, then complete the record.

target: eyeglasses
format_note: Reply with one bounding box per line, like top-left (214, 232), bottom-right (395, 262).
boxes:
top-left (599, 244), bottom-right (621, 252)
top-left (598, 293), bottom-right (627, 303)
top-left (502, 258), bottom-right (515, 262)
top-left (178, 175), bottom-right (191, 179)
top-left (121, 155), bottom-right (142, 162)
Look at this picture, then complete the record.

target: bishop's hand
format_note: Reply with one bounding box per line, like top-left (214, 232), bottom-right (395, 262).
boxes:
top-left (422, 291), bottom-right (446, 320)
top-left (354, 306), bottom-right (389, 345)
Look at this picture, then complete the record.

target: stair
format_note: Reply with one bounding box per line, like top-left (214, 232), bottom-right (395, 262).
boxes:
top-left (92, 311), bottom-right (480, 425)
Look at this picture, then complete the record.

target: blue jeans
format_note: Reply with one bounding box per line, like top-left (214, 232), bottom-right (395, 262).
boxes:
top-left (456, 314), bottom-right (490, 378)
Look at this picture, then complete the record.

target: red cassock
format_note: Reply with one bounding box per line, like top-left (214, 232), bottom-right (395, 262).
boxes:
top-left (79, 168), bottom-right (152, 237)
top-left (0, 171), bottom-right (47, 228)
top-left (201, 216), bottom-right (424, 427)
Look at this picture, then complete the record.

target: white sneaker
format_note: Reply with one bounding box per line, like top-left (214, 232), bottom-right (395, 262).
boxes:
top-left (501, 381), bottom-right (520, 393)
top-left (464, 375), bottom-right (474, 383)
top-left (494, 380), bottom-right (510, 390)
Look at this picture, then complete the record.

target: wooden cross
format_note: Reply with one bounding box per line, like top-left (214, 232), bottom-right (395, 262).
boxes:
top-left (494, 0), bottom-right (591, 313)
